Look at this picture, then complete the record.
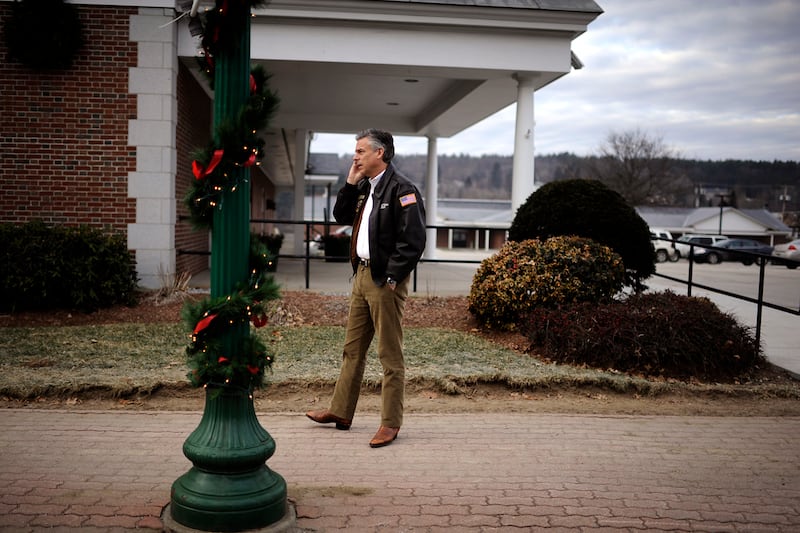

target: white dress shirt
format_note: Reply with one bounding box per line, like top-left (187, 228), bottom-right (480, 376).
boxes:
top-left (355, 171), bottom-right (384, 260)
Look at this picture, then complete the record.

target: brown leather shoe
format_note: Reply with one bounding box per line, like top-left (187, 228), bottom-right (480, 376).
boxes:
top-left (305, 409), bottom-right (352, 430)
top-left (369, 426), bottom-right (400, 448)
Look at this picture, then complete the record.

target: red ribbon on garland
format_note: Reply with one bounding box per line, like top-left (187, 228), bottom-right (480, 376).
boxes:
top-left (193, 313), bottom-right (219, 334)
top-left (192, 149), bottom-right (224, 180)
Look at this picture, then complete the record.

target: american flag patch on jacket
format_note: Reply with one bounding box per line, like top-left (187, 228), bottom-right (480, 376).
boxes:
top-left (399, 193), bottom-right (417, 207)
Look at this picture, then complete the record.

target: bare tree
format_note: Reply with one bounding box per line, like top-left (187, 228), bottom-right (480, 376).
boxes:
top-left (591, 128), bottom-right (692, 206)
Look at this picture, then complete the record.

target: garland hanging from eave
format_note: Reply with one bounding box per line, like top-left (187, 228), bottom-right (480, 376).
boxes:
top-left (4, 0), bottom-right (85, 70)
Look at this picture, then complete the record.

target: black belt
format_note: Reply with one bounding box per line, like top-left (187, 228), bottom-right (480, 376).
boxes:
top-left (358, 258), bottom-right (370, 267)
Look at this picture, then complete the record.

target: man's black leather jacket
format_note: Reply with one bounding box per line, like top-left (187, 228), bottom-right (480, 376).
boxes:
top-left (333, 163), bottom-right (426, 286)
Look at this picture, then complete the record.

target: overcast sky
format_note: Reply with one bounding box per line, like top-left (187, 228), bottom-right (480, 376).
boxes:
top-left (311, 0), bottom-right (800, 162)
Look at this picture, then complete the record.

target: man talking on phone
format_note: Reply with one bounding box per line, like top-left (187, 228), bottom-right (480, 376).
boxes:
top-left (306, 128), bottom-right (426, 448)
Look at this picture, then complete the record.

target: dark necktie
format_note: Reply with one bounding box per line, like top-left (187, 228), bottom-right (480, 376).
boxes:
top-left (349, 182), bottom-right (370, 263)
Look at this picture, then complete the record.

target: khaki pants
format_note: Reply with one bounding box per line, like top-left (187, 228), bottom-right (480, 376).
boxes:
top-left (329, 263), bottom-right (408, 428)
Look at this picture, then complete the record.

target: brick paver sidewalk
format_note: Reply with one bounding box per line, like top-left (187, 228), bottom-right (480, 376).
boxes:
top-left (2, 410), bottom-right (799, 532)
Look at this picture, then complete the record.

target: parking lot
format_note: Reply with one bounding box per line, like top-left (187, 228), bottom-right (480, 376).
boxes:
top-left (650, 260), bottom-right (798, 375)
top-left (654, 259), bottom-right (800, 312)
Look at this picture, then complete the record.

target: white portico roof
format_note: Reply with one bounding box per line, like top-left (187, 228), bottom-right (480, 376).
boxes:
top-left (176, 0), bottom-right (602, 185)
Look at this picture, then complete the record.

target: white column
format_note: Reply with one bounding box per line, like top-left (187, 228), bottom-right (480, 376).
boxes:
top-left (511, 74), bottom-right (536, 213)
top-left (293, 129), bottom-right (310, 255)
top-left (127, 8), bottom-right (178, 289)
top-left (424, 135), bottom-right (438, 259)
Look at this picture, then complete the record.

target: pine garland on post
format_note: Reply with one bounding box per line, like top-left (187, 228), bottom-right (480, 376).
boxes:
top-left (185, 65), bottom-right (279, 229)
top-left (181, 0), bottom-right (281, 392)
top-left (182, 236), bottom-right (279, 391)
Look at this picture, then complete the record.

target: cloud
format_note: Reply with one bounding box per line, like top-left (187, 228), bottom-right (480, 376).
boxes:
top-left (313, 0), bottom-right (800, 161)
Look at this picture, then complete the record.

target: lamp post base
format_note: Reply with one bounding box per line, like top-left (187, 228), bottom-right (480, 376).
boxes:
top-left (162, 501), bottom-right (297, 533)
top-left (169, 387), bottom-right (289, 531)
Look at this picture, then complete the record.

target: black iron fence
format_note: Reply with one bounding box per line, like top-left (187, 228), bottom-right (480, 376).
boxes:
top-left (650, 236), bottom-right (799, 351)
top-left (178, 219), bottom-right (800, 348)
top-left (248, 219), bottom-right (496, 292)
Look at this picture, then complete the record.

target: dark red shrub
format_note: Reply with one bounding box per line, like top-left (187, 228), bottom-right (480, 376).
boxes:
top-left (520, 291), bottom-right (763, 382)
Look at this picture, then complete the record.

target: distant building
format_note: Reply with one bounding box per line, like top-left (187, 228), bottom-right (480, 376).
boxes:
top-left (636, 206), bottom-right (792, 245)
top-left (428, 201), bottom-right (793, 250)
top-left (436, 199), bottom-right (512, 250)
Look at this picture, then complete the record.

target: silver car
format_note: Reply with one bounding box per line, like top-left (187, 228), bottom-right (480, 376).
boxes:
top-left (772, 239), bottom-right (800, 269)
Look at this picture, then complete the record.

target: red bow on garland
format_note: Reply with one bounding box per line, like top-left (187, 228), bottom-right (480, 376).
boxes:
top-left (251, 313), bottom-right (268, 328)
top-left (192, 149), bottom-right (224, 180)
top-left (193, 313), bottom-right (219, 334)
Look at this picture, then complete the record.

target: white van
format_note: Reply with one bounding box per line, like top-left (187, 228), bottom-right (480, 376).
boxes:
top-left (649, 228), bottom-right (679, 263)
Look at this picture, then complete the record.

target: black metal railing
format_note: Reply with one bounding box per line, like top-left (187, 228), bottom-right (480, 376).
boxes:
top-left (651, 236), bottom-right (799, 351)
top-left (177, 219), bottom-right (799, 348)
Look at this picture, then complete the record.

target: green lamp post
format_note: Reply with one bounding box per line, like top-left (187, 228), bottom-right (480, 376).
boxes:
top-left (167, 4), bottom-right (289, 531)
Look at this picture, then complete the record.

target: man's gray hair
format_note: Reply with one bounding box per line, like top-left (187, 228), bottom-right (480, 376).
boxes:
top-left (356, 128), bottom-right (394, 163)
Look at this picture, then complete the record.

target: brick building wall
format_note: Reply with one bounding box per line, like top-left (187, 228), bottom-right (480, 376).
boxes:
top-left (1, 4), bottom-right (282, 284)
top-left (175, 61), bottom-right (212, 275)
top-left (0, 5), bottom-right (137, 233)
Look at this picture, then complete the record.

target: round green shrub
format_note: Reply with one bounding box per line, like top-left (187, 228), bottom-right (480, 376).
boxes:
top-left (468, 236), bottom-right (625, 330)
top-left (509, 179), bottom-right (655, 291)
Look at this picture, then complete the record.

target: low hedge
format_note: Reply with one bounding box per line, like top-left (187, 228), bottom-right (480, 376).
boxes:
top-left (0, 221), bottom-right (138, 312)
top-left (520, 291), bottom-right (764, 382)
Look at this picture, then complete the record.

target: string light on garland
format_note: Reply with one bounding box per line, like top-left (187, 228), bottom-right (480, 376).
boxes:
top-left (184, 72), bottom-right (278, 228)
top-left (183, 236), bottom-right (280, 391)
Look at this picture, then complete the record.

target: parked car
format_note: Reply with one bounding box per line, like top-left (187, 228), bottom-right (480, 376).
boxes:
top-left (306, 226), bottom-right (352, 257)
top-left (772, 239), bottom-right (800, 269)
top-left (674, 234), bottom-right (729, 259)
top-left (649, 228), bottom-right (679, 263)
top-left (694, 238), bottom-right (773, 265)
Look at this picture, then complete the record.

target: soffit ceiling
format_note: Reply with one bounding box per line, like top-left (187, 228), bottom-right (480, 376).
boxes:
top-left (177, 0), bottom-right (603, 186)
